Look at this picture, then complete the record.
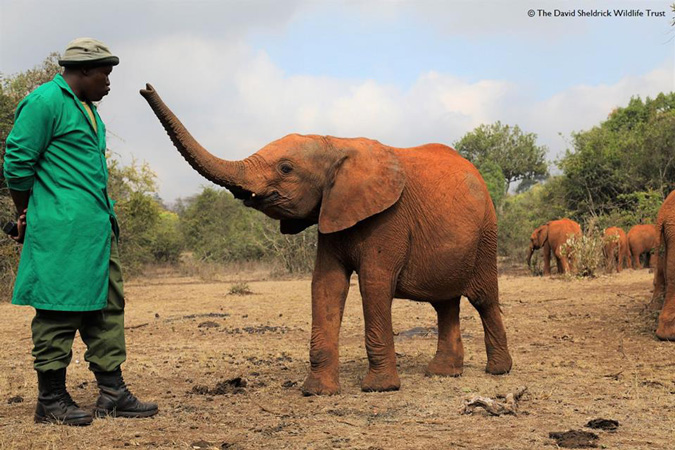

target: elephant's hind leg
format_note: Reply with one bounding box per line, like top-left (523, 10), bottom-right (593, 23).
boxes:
top-left (426, 297), bottom-right (464, 377)
top-left (656, 240), bottom-right (675, 340)
top-left (465, 269), bottom-right (512, 374)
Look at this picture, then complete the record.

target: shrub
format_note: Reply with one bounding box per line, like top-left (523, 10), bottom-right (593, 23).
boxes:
top-left (229, 282), bottom-right (253, 296)
top-left (560, 227), bottom-right (605, 278)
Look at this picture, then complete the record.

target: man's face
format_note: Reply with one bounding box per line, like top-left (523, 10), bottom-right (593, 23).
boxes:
top-left (82, 65), bottom-right (113, 102)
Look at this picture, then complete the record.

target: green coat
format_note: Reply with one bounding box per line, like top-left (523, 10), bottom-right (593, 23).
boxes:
top-left (3, 74), bottom-right (117, 311)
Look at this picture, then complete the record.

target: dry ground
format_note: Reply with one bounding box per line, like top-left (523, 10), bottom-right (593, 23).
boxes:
top-left (0, 268), bottom-right (673, 449)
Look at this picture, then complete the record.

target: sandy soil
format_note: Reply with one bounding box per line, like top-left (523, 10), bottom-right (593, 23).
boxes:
top-left (0, 268), bottom-right (673, 449)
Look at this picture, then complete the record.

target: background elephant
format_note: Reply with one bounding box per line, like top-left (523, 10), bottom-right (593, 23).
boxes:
top-left (526, 218), bottom-right (582, 276)
top-left (627, 224), bottom-right (658, 269)
top-left (650, 191), bottom-right (675, 340)
top-left (603, 227), bottom-right (629, 273)
top-left (140, 84), bottom-right (512, 395)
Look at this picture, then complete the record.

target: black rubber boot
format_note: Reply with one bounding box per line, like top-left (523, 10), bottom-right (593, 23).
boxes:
top-left (35, 368), bottom-right (93, 426)
top-left (94, 368), bottom-right (158, 418)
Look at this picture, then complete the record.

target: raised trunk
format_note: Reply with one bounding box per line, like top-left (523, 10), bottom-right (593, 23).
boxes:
top-left (139, 84), bottom-right (248, 191)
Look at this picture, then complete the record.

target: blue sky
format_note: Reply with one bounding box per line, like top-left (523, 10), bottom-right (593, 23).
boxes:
top-left (1, 0), bottom-right (673, 202)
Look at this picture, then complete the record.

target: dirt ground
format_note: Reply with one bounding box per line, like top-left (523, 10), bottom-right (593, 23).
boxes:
top-left (0, 267), bottom-right (673, 449)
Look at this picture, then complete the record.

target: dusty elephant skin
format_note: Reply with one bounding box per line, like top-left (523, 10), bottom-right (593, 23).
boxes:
top-left (651, 191), bottom-right (675, 340)
top-left (603, 227), bottom-right (629, 273)
top-left (140, 84), bottom-right (512, 395)
top-left (527, 218), bottom-right (582, 276)
top-left (627, 224), bottom-right (658, 270)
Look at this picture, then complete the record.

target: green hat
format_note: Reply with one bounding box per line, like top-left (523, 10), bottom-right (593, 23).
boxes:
top-left (58, 37), bottom-right (119, 67)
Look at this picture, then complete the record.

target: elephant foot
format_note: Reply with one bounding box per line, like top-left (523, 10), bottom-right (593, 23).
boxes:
top-left (361, 370), bottom-right (400, 392)
top-left (301, 372), bottom-right (340, 396)
top-left (485, 352), bottom-right (513, 375)
top-left (656, 316), bottom-right (675, 341)
top-left (425, 354), bottom-right (463, 377)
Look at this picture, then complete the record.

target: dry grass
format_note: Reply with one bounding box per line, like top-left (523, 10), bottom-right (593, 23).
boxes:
top-left (1, 269), bottom-right (674, 449)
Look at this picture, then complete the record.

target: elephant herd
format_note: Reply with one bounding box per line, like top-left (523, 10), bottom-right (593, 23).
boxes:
top-left (140, 83), bottom-right (673, 395)
top-left (527, 190), bottom-right (675, 341)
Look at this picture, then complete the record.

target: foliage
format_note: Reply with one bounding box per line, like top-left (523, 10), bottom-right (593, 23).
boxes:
top-left (179, 187), bottom-right (267, 262)
top-left (559, 93), bottom-right (675, 218)
top-left (260, 218), bottom-right (317, 274)
top-left (475, 159), bottom-right (507, 209)
top-left (594, 190), bottom-right (663, 230)
top-left (454, 121), bottom-right (549, 193)
top-left (560, 226), bottom-right (605, 278)
top-left (177, 187), bottom-right (316, 274)
top-left (228, 282), bottom-right (253, 296)
top-left (108, 158), bottom-right (183, 273)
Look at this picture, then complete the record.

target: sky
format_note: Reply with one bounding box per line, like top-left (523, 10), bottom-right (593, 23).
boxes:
top-left (1, 0), bottom-right (674, 203)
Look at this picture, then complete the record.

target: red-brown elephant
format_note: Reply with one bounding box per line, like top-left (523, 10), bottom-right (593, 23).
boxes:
top-left (140, 84), bottom-right (512, 395)
top-left (651, 191), bottom-right (675, 340)
top-left (527, 219), bottom-right (582, 275)
top-left (603, 227), bottom-right (629, 273)
top-left (627, 224), bottom-right (658, 269)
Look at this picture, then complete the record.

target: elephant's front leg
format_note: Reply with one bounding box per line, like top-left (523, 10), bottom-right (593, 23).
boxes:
top-left (301, 252), bottom-right (351, 396)
top-left (542, 242), bottom-right (552, 275)
top-left (359, 271), bottom-right (400, 392)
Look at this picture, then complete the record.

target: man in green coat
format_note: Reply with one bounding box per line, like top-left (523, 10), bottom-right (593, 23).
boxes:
top-left (4, 38), bottom-right (158, 425)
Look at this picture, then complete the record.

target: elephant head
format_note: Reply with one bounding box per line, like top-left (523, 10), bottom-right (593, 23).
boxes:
top-left (527, 224), bottom-right (549, 267)
top-left (139, 84), bottom-right (405, 234)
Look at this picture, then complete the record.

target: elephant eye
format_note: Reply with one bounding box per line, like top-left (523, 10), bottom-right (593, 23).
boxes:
top-left (279, 163), bottom-right (293, 174)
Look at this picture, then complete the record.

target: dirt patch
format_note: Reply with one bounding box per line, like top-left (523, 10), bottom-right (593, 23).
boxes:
top-left (6, 395), bottom-right (22, 404)
top-left (586, 418), bottom-right (619, 431)
top-left (191, 377), bottom-right (248, 395)
top-left (549, 430), bottom-right (599, 448)
top-left (1, 270), bottom-right (673, 449)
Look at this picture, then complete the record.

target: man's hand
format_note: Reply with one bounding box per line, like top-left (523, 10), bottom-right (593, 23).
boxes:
top-left (11, 209), bottom-right (27, 244)
top-left (9, 189), bottom-right (30, 244)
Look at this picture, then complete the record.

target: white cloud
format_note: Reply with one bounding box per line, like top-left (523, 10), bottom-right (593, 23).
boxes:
top-left (523, 61), bottom-right (674, 161)
top-left (100, 36), bottom-right (671, 203)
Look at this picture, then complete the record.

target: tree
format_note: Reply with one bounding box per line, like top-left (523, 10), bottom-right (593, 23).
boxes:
top-left (559, 93), bottom-right (675, 218)
top-left (476, 159), bottom-right (507, 208)
top-left (107, 157), bottom-right (184, 272)
top-left (454, 121), bottom-right (549, 194)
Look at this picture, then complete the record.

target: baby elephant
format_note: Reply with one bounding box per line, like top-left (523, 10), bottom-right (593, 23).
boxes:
top-left (140, 84), bottom-right (513, 394)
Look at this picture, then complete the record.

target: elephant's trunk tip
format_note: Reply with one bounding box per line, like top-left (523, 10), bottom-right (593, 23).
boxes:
top-left (140, 83), bottom-right (155, 98)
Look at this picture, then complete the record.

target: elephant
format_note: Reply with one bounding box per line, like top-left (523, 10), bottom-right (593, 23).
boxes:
top-left (650, 191), bottom-right (675, 340)
top-left (603, 227), bottom-right (629, 273)
top-left (526, 218), bottom-right (582, 276)
top-left (140, 84), bottom-right (512, 395)
top-left (627, 224), bottom-right (658, 270)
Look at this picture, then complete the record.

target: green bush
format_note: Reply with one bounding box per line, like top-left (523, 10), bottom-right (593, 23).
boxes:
top-left (178, 187), bottom-right (317, 274)
top-left (108, 157), bottom-right (184, 274)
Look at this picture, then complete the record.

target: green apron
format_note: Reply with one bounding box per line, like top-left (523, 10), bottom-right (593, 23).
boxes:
top-left (4, 74), bottom-right (117, 311)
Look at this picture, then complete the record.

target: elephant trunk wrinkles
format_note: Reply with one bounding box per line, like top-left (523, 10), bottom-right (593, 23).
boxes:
top-left (526, 245), bottom-right (535, 267)
top-left (139, 84), bottom-right (248, 190)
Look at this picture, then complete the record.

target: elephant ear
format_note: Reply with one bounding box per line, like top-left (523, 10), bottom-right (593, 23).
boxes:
top-left (318, 145), bottom-right (405, 234)
top-left (537, 224), bottom-right (549, 246)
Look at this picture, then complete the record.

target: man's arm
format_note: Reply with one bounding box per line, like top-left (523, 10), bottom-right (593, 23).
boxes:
top-left (9, 189), bottom-right (29, 243)
top-left (4, 92), bottom-right (54, 244)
